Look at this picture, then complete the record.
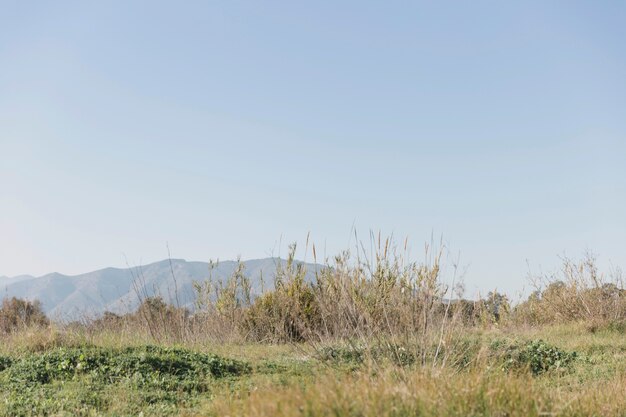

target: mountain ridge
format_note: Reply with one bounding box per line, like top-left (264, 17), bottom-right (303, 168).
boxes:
top-left (0, 258), bottom-right (321, 320)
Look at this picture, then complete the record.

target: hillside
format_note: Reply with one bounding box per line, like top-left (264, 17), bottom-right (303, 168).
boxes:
top-left (0, 258), bottom-right (321, 320)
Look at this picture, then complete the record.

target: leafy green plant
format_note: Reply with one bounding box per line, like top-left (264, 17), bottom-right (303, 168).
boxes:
top-left (0, 345), bottom-right (250, 417)
top-left (0, 356), bottom-right (11, 372)
top-left (4, 345), bottom-right (249, 386)
top-left (319, 344), bottom-right (366, 364)
top-left (493, 339), bottom-right (578, 375)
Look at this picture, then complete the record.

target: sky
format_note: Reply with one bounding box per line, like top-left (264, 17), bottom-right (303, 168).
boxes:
top-left (1, 1), bottom-right (625, 297)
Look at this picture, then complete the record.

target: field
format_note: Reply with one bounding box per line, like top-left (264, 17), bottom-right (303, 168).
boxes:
top-left (1, 323), bottom-right (626, 417)
top-left (1, 244), bottom-right (625, 416)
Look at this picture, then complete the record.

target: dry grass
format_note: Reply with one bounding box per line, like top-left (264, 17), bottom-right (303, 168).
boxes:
top-left (211, 366), bottom-right (626, 417)
top-left (514, 252), bottom-right (626, 328)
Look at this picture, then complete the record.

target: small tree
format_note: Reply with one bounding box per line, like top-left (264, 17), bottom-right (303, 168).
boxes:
top-left (482, 291), bottom-right (511, 323)
top-left (0, 297), bottom-right (49, 333)
top-left (134, 296), bottom-right (189, 342)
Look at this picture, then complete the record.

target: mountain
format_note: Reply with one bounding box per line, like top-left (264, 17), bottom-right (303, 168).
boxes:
top-left (0, 274), bottom-right (34, 286)
top-left (0, 258), bottom-right (322, 321)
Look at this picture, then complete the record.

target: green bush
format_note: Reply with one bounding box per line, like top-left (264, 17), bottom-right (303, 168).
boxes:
top-left (0, 356), bottom-right (12, 372)
top-left (319, 344), bottom-right (366, 364)
top-left (493, 339), bottom-right (577, 375)
top-left (319, 342), bottom-right (418, 367)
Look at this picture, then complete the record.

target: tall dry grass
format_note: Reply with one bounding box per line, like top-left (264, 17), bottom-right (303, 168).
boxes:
top-left (184, 236), bottom-right (476, 368)
top-left (514, 252), bottom-right (626, 329)
top-left (211, 367), bottom-right (626, 417)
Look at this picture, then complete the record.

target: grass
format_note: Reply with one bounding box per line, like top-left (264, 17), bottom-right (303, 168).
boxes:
top-left (0, 323), bottom-right (625, 416)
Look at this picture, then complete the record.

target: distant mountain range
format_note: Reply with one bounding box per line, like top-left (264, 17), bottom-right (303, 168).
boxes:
top-left (0, 258), bottom-right (321, 320)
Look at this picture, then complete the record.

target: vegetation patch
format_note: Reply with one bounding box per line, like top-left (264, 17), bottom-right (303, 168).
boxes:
top-left (4, 345), bottom-right (249, 385)
top-left (319, 344), bottom-right (366, 364)
top-left (0, 345), bottom-right (249, 417)
top-left (0, 356), bottom-right (12, 372)
top-left (319, 343), bottom-right (420, 367)
top-left (492, 339), bottom-right (578, 375)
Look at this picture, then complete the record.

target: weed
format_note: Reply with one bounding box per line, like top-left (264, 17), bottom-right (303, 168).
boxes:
top-left (492, 339), bottom-right (578, 375)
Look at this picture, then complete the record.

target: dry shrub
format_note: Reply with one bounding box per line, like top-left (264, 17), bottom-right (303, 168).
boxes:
top-left (234, 237), bottom-right (468, 367)
top-left (514, 253), bottom-right (626, 327)
top-left (308, 240), bottom-right (464, 366)
top-left (0, 297), bottom-right (49, 334)
top-left (242, 247), bottom-right (319, 343)
top-left (177, 236), bottom-right (468, 367)
top-left (134, 296), bottom-right (190, 341)
top-left (87, 296), bottom-right (190, 343)
top-left (189, 258), bottom-right (253, 343)
top-left (0, 325), bottom-right (84, 353)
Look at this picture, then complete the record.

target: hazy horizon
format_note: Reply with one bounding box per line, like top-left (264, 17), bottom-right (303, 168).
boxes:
top-left (2, 1), bottom-right (625, 296)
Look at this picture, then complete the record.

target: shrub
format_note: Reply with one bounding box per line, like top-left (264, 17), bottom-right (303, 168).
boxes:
top-left (132, 296), bottom-right (190, 342)
top-left (0, 356), bottom-right (12, 372)
top-left (0, 297), bottom-right (49, 334)
top-left (492, 339), bottom-right (577, 375)
top-left (190, 236), bottom-right (466, 369)
top-left (319, 342), bottom-right (420, 367)
top-left (319, 344), bottom-right (366, 364)
top-left (243, 247), bottom-right (321, 342)
top-left (514, 253), bottom-right (626, 326)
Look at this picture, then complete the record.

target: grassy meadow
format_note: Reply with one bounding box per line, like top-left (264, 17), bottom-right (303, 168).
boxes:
top-left (1, 241), bottom-right (625, 416)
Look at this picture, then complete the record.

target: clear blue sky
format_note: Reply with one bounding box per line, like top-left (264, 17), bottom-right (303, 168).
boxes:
top-left (1, 1), bottom-right (625, 296)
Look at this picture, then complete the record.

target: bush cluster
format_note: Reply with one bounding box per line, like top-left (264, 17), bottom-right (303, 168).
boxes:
top-left (514, 254), bottom-right (626, 327)
top-left (0, 297), bottom-right (49, 334)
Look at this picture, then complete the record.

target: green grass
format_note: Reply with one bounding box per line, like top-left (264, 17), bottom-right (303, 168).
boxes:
top-left (0, 324), bottom-right (625, 416)
top-left (0, 345), bottom-right (250, 417)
